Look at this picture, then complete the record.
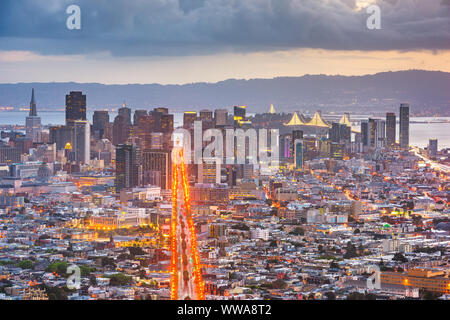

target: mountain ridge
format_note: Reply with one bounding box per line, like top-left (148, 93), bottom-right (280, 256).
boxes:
top-left (0, 70), bottom-right (449, 115)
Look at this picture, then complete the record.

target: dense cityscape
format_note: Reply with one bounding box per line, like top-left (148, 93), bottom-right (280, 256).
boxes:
top-left (0, 89), bottom-right (448, 300)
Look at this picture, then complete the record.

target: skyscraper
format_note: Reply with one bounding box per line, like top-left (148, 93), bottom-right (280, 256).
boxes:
top-left (115, 144), bottom-right (140, 191)
top-left (199, 109), bottom-right (213, 121)
top-left (118, 102), bottom-right (132, 126)
top-left (369, 119), bottom-right (386, 149)
top-left (73, 120), bottom-right (90, 164)
top-left (399, 104), bottom-right (410, 149)
top-left (214, 109), bottom-right (228, 126)
top-left (183, 112), bottom-right (197, 129)
top-left (113, 114), bottom-right (130, 145)
top-left (428, 139), bottom-right (438, 158)
top-left (386, 112), bottom-right (396, 147)
top-left (142, 149), bottom-right (170, 189)
top-left (25, 88), bottom-right (41, 143)
top-left (92, 110), bottom-right (109, 139)
top-left (133, 110), bottom-right (147, 126)
top-left (65, 91), bottom-right (86, 123)
top-left (294, 139), bottom-right (303, 169)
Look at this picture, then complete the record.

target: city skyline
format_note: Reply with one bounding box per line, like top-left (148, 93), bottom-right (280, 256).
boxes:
top-left (0, 0), bottom-right (449, 305)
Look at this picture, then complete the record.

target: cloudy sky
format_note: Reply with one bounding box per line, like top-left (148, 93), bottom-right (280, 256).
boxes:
top-left (0, 0), bottom-right (449, 84)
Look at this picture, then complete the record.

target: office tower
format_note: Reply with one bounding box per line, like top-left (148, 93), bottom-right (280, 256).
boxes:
top-left (183, 112), bottom-right (197, 129)
top-left (133, 110), bottom-right (147, 126)
top-left (154, 107), bottom-right (169, 114)
top-left (330, 123), bottom-right (350, 144)
top-left (428, 139), bottom-right (438, 158)
top-left (292, 130), bottom-right (303, 141)
top-left (50, 125), bottom-right (75, 152)
top-left (198, 160), bottom-right (221, 184)
top-left (0, 144), bottom-right (21, 164)
top-left (115, 144), bottom-right (140, 191)
top-left (330, 142), bottom-right (344, 160)
top-left (399, 104), bottom-right (410, 149)
top-left (214, 109), bottom-right (228, 126)
top-left (361, 121), bottom-right (369, 148)
top-left (149, 108), bottom-right (174, 133)
top-left (234, 105), bottom-right (246, 118)
top-left (92, 110), bottom-right (109, 139)
top-left (150, 132), bottom-right (163, 149)
top-left (280, 134), bottom-right (292, 159)
top-left (199, 109), bottom-right (213, 122)
top-left (330, 123), bottom-right (340, 143)
top-left (386, 112), bottom-right (396, 147)
top-left (118, 102), bottom-right (132, 126)
top-left (65, 91), bottom-right (86, 123)
top-left (294, 139), bottom-right (303, 169)
top-left (142, 149), bottom-right (170, 189)
top-left (25, 88), bottom-right (42, 143)
top-left (73, 120), bottom-right (90, 164)
top-left (113, 114), bottom-right (130, 145)
top-left (369, 119), bottom-right (386, 149)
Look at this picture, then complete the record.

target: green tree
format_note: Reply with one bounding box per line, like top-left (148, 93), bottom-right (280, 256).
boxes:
top-left (392, 252), bottom-right (408, 263)
top-left (17, 260), bottom-right (34, 269)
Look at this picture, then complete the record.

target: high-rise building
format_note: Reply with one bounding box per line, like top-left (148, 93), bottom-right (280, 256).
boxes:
top-left (214, 109), bottom-right (228, 126)
top-left (72, 120), bottom-right (90, 164)
top-left (113, 115), bottom-right (130, 145)
top-left (115, 144), bottom-right (140, 191)
top-left (361, 121), bottom-right (369, 149)
top-left (133, 110), bottom-right (147, 126)
top-left (330, 142), bottom-right (344, 160)
top-left (369, 119), bottom-right (386, 149)
top-left (183, 112), bottom-right (197, 129)
top-left (330, 123), bottom-right (350, 144)
top-left (142, 149), bottom-right (170, 189)
top-left (399, 104), bottom-right (410, 149)
top-left (25, 88), bottom-right (41, 143)
top-left (294, 139), bottom-right (303, 169)
top-left (280, 133), bottom-right (292, 160)
top-left (65, 91), bottom-right (86, 123)
top-left (233, 106), bottom-right (246, 127)
top-left (199, 109), bottom-right (213, 122)
top-left (149, 109), bottom-right (174, 133)
top-left (386, 112), bottom-right (396, 147)
top-left (428, 139), bottom-right (438, 158)
top-left (198, 160), bottom-right (221, 184)
top-left (92, 110), bottom-right (109, 139)
top-left (118, 102), bottom-right (132, 126)
top-left (49, 125), bottom-right (73, 151)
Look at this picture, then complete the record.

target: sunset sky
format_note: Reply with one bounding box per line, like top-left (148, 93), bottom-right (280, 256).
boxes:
top-left (1, 0), bottom-right (449, 84)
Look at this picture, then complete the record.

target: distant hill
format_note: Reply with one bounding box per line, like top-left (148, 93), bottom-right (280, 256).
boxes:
top-left (0, 70), bottom-right (449, 115)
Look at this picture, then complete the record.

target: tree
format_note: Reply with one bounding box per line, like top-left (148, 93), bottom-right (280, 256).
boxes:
top-left (344, 242), bottom-right (358, 259)
top-left (392, 252), bottom-right (408, 263)
top-left (106, 273), bottom-right (133, 286)
top-left (18, 260), bottom-right (34, 270)
top-left (290, 227), bottom-right (305, 236)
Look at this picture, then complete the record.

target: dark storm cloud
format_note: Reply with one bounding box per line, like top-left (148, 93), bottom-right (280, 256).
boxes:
top-left (0, 0), bottom-right (449, 56)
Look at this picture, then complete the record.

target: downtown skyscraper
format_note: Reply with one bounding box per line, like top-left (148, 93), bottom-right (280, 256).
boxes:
top-left (400, 104), bottom-right (410, 149)
top-left (25, 88), bottom-right (41, 143)
top-left (386, 112), bottom-right (396, 147)
top-left (66, 91), bottom-right (87, 123)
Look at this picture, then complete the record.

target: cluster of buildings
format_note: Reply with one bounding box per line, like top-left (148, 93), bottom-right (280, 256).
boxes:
top-left (0, 90), bottom-right (448, 300)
